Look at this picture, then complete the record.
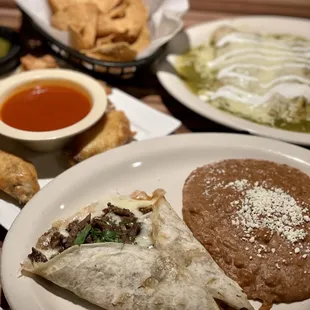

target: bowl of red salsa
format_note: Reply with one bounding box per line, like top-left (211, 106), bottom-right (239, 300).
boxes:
top-left (0, 69), bottom-right (107, 152)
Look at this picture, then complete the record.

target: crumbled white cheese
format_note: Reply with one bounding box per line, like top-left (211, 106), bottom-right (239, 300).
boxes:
top-left (231, 200), bottom-right (239, 206)
top-left (224, 179), bottom-right (249, 191)
top-left (232, 218), bottom-right (240, 226)
top-left (295, 247), bottom-right (301, 254)
top-left (235, 185), bottom-right (308, 243)
top-left (249, 236), bottom-right (255, 243)
top-left (271, 248), bottom-right (276, 253)
top-left (302, 254), bottom-right (308, 259)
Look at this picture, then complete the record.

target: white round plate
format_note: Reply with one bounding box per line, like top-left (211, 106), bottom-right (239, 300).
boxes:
top-left (2, 133), bottom-right (310, 310)
top-left (157, 16), bottom-right (310, 146)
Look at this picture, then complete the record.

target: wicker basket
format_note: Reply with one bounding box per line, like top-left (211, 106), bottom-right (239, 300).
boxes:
top-left (19, 8), bottom-right (165, 80)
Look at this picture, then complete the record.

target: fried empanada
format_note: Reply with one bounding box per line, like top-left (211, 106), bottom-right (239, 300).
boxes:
top-left (83, 42), bottom-right (137, 61)
top-left (66, 110), bottom-right (135, 166)
top-left (97, 0), bottom-right (148, 43)
top-left (21, 54), bottom-right (58, 71)
top-left (0, 151), bottom-right (40, 205)
top-left (52, 3), bottom-right (98, 31)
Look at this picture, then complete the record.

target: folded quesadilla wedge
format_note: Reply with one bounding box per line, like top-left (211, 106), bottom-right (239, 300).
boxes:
top-left (23, 243), bottom-right (218, 310)
top-left (151, 197), bottom-right (254, 310)
top-left (22, 189), bottom-right (251, 310)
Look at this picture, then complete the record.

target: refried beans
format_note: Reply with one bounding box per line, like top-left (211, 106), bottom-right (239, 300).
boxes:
top-left (183, 159), bottom-right (310, 310)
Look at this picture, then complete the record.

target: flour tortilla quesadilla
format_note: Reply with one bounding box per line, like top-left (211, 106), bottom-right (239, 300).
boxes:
top-left (22, 190), bottom-right (252, 310)
top-left (152, 197), bottom-right (253, 310)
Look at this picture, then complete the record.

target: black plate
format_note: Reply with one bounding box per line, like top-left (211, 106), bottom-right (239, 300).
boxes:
top-left (0, 26), bottom-right (21, 76)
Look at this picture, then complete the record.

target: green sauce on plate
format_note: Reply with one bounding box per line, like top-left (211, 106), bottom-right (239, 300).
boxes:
top-left (175, 28), bottom-right (310, 133)
top-left (0, 37), bottom-right (11, 58)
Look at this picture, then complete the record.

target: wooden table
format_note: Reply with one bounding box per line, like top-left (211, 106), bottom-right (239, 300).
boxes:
top-left (0, 1), bottom-right (310, 308)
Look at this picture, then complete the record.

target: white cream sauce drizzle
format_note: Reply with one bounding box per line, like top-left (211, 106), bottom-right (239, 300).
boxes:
top-left (207, 83), bottom-right (310, 105)
top-left (208, 49), bottom-right (310, 68)
top-left (216, 32), bottom-right (310, 53)
top-left (218, 72), bottom-right (310, 89)
top-left (218, 63), bottom-right (310, 77)
top-left (202, 31), bottom-right (310, 106)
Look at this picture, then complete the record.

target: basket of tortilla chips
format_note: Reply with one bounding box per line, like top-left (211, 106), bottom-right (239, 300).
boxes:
top-left (17, 0), bottom-right (188, 79)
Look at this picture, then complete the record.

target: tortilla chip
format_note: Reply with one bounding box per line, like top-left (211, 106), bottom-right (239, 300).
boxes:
top-left (48, 0), bottom-right (73, 12)
top-left (52, 3), bottom-right (98, 31)
top-left (97, 0), bottom-right (148, 43)
top-left (108, 1), bottom-right (129, 18)
top-left (130, 23), bottom-right (150, 53)
top-left (69, 8), bottom-right (98, 50)
top-left (82, 51), bottom-right (103, 60)
top-left (84, 42), bottom-right (136, 61)
top-left (83, 50), bottom-right (130, 63)
top-left (96, 34), bottom-right (116, 46)
top-left (91, 0), bottom-right (122, 14)
top-left (69, 25), bottom-right (94, 50)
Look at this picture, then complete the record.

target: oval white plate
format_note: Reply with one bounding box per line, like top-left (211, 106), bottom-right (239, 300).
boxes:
top-left (157, 16), bottom-right (310, 146)
top-left (2, 133), bottom-right (310, 310)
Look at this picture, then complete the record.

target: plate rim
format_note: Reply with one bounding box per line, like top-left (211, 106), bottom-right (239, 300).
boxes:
top-left (2, 132), bottom-right (310, 310)
top-left (157, 15), bottom-right (310, 145)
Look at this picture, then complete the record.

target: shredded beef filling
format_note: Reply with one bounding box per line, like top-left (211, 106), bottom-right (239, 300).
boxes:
top-left (91, 203), bottom-right (141, 244)
top-left (28, 247), bottom-right (48, 263)
top-left (138, 206), bottom-right (153, 214)
top-left (29, 203), bottom-right (143, 263)
top-left (64, 213), bottom-right (91, 249)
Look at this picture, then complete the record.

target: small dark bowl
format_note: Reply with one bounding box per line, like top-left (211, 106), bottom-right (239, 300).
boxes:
top-left (0, 26), bottom-right (21, 76)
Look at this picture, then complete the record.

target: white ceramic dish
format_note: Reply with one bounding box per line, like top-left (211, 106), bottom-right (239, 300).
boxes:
top-left (157, 16), bottom-right (310, 146)
top-left (0, 69), bottom-right (107, 152)
top-left (2, 133), bottom-right (310, 310)
top-left (0, 87), bottom-right (181, 230)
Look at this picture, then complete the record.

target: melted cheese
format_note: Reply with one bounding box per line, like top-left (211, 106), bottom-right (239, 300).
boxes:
top-left (101, 195), bottom-right (156, 248)
top-left (38, 195), bottom-right (157, 261)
